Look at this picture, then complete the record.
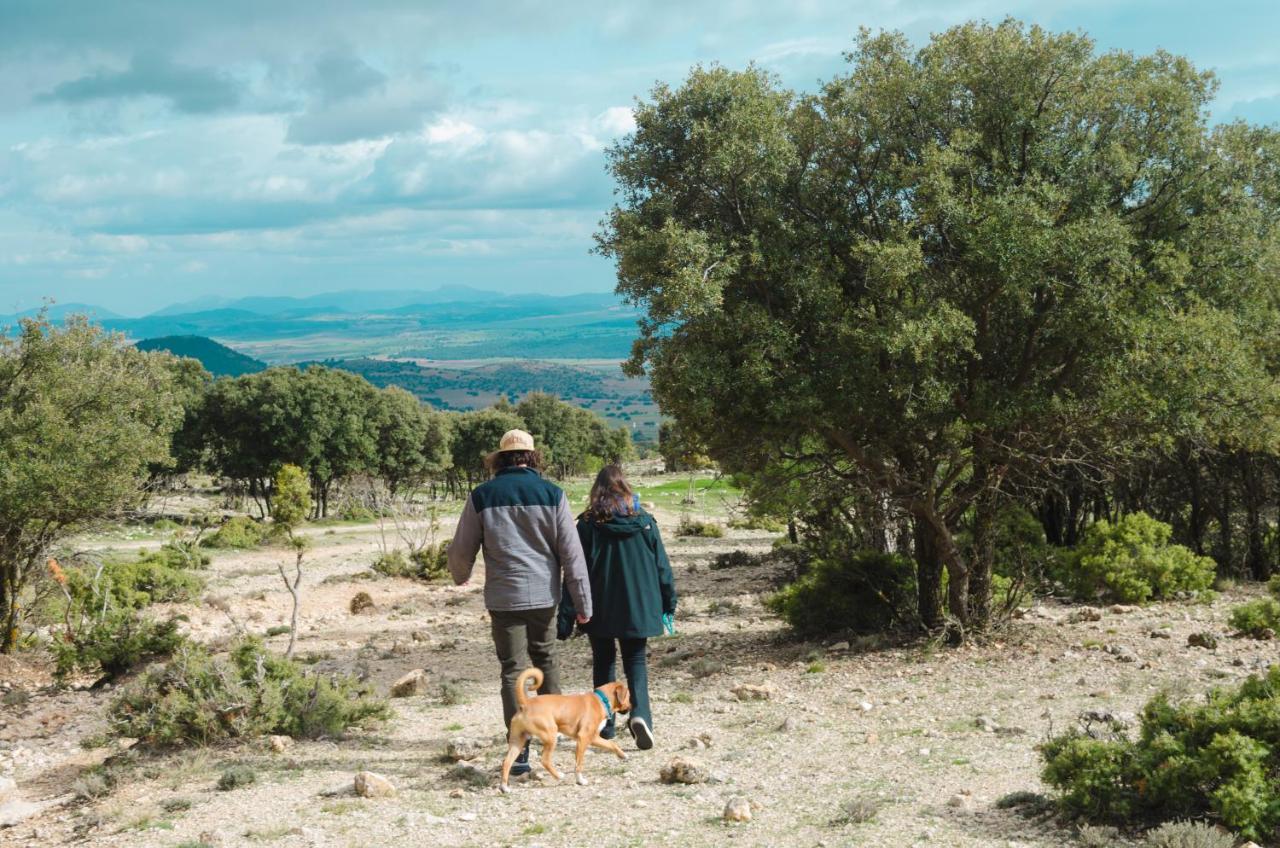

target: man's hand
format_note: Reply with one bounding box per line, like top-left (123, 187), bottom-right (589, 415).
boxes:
top-left (576, 613), bottom-right (590, 625)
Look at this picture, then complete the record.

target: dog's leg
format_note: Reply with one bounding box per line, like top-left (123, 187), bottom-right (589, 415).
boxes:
top-left (499, 737), bottom-right (525, 794)
top-left (573, 732), bottom-right (590, 786)
top-left (540, 732), bottom-right (562, 782)
top-left (588, 735), bottom-right (628, 761)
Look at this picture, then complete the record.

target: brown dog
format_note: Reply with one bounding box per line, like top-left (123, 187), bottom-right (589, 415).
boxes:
top-left (499, 668), bottom-right (631, 793)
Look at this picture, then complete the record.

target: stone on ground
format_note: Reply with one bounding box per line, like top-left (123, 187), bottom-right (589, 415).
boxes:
top-left (723, 796), bottom-right (753, 822)
top-left (445, 737), bottom-right (487, 761)
top-left (390, 668), bottom-right (430, 698)
top-left (659, 757), bottom-right (708, 784)
top-left (729, 682), bottom-right (776, 701)
top-left (353, 771), bottom-right (396, 798)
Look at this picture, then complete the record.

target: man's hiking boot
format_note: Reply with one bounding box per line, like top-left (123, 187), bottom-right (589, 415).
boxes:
top-left (509, 742), bottom-right (531, 776)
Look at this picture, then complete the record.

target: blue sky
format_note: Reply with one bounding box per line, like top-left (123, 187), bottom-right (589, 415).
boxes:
top-left (1, 1), bottom-right (1278, 316)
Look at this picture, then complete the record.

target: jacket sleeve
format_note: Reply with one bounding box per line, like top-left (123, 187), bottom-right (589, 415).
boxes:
top-left (447, 494), bottom-right (482, 585)
top-left (555, 494), bottom-right (593, 619)
top-left (653, 521), bottom-right (676, 614)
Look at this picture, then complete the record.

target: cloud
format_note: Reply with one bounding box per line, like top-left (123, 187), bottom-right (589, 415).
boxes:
top-left (39, 51), bottom-right (241, 113)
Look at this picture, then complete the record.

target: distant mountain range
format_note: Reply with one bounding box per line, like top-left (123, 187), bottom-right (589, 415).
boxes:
top-left (135, 335), bottom-right (267, 377)
top-left (29, 287), bottom-right (641, 363)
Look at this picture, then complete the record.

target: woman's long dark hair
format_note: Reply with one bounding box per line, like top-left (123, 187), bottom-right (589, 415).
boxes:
top-left (587, 464), bottom-right (636, 522)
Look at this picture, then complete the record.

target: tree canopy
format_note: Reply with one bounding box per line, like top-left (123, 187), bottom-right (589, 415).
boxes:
top-left (598, 20), bottom-right (1280, 630)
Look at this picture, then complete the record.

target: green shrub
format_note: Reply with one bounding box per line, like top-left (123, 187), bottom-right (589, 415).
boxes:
top-left (216, 766), bottom-right (256, 791)
top-left (1143, 821), bottom-right (1234, 848)
top-left (371, 551), bottom-right (412, 577)
top-left (202, 516), bottom-right (265, 550)
top-left (728, 514), bottom-right (787, 533)
top-left (410, 543), bottom-right (449, 581)
top-left (1228, 598), bottom-right (1280, 638)
top-left (336, 502), bottom-right (378, 523)
top-left (64, 550), bottom-right (205, 611)
top-left (1054, 512), bottom-right (1216, 604)
top-left (1269, 574), bottom-right (1280, 601)
top-left (371, 544), bottom-right (449, 581)
top-left (109, 638), bottom-right (390, 748)
top-left (54, 610), bottom-right (186, 681)
top-left (675, 518), bottom-right (725, 538)
top-left (766, 550), bottom-right (917, 636)
top-left (1040, 665), bottom-right (1280, 841)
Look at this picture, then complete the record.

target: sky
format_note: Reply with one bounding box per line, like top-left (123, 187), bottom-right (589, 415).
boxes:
top-left (1, 1), bottom-right (1278, 316)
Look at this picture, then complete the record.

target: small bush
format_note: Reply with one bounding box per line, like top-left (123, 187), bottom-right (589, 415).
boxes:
top-left (1143, 821), bottom-right (1234, 848)
top-left (202, 516), bottom-right (265, 550)
top-left (371, 551), bottom-right (412, 577)
top-left (766, 550), bottom-right (917, 636)
top-left (676, 518), bottom-right (725, 538)
top-left (371, 545), bottom-right (449, 581)
top-left (1054, 513), bottom-right (1216, 604)
top-left (216, 766), bottom-right (256, 791)
top-left (54, 611), bottom-right (186, 681)
top-left (1268, 574), bottom-right (1280, 601)
top-left (109, 638), bottom-right (390, 748)
top-left (1040, 665), bottom-right (1280, 841)
top-left (439, 679), bottom-right (467, 706)
top-left (832, 794), bottom-right (881, 825)
top-left (65, 550), bottom-right (205, 612)
top-left (72, 768), bottom-right (115, 800)
top-left (728, 514), bottom-right (787, 533)
top-left (711, 550), bottom-right (764, 570)
top-left (349, 591), bottom-right (375, 614)
top-left (1228, 598), bottom-right (1280, 638)
top-left (264, 625), bottom-right (292, 638)
top-left (409, 543), bottom-right (449, 581)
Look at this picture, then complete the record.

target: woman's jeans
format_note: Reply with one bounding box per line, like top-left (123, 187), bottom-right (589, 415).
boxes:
top-left (589, 635), bottom-right (651, 727)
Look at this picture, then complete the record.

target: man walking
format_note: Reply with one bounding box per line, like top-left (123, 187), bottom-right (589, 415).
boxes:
top-left (447, 428), bottom-right (592, 777)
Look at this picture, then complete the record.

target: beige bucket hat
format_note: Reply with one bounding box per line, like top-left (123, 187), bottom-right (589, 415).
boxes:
top-left (485, 428), bottom-right (536, 466)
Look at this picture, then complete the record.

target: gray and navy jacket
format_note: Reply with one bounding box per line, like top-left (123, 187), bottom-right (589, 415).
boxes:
top-left (447, 467), bottom-right (593, 617)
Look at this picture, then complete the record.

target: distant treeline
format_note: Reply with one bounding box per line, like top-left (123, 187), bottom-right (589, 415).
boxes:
top-left (175, 364), bottom-right (635, 516)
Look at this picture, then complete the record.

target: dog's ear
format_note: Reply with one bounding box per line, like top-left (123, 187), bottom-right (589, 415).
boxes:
top-left (614, 682), bottom-right (631, 710)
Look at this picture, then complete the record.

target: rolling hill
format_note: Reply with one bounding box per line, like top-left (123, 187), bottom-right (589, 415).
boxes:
top-left (135, 335), bottom-right (267, 377)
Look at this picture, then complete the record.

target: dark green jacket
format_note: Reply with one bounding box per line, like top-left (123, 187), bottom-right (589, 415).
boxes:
top-left (560, 509), bottom-right (676, 639)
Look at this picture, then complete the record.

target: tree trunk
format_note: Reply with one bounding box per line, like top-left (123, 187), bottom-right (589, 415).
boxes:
top-left (1240, 453), bottom-right (1270, 581)
top-left (969, 494), bottom-right (997, 631)
top-left (912, 516), bottom-right (944, 631)
top-left (0, 562), bottom-right (16, 654)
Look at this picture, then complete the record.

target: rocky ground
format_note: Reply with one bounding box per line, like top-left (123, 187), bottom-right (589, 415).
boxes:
top-left (1, 503), bottom-right (1276, 848)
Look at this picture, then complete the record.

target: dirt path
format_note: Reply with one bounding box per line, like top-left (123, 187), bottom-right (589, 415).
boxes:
top-left (3, 519), bottom-right (1276, 848)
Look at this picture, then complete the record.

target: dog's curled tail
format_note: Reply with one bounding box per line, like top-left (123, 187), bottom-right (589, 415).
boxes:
top-left (514, 667), bottom-right (543, 709)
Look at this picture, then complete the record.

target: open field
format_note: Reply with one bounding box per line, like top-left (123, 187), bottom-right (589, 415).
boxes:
top-left (2, 476), bottom-right (1276, 848)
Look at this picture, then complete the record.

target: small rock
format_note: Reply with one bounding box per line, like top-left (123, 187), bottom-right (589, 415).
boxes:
top-left (659, 757), bottom-right (708, 784)
top-left (723, 796), bottom-right (753, 822)
top-left (859, 701), bottom-right (873, 712)
top-left (974, 715), bottom-right (997, 733)
top-left (919, 747), bottom-right (931, 757)
top-left (777, 717), bottom-right (798, 733)
top-left (864, 732), bottom-right (879, 744)
top-left (1188, 631), bottom-right (1219, 650)
top-left (267, 735), bottom-right (292, 754)
top-left (0, 776), bottom-right (14, 801)
top-left (457, 812), bottom-right (477, 822)
top-left (1108, 604), bottom-right (1139, 615)
top-left (946, 790), bottom-right (975, 811)
top-left (729, 683), bottom-right (777, 702)
top-left (448, 788), bottom-right (465, 799)
top-left (1069, 608), bottom-right (1103, 623)
top-left (1105, 644), bottom-right (1137, 663)
top-left (410, 630), bottom-right (428, 642)
top-left (197, 830), bottom-right (229, 848)
top-left (1149, 629), bottom-right (1172, 639)
top-left (829, 641), bottom-right (850, 651)
top-left (391, 669), bottom-right (430, 698)
top-left (353, 771), bottom-right (396, 798)
top-left (446, 737), bottom-right (487, 761)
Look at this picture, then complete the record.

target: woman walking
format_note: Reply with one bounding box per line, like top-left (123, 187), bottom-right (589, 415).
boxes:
top-left (560, 465), bottom-right (676, 749)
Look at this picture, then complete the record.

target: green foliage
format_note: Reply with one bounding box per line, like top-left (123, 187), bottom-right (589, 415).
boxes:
top-left (409, 543), bottom-right (449, 581)
top-left (1143, 821), bottom-right (1235, 848)
top-left (52, 548), bottom-right (203, 680)
top-left (449, 407), bottom-right (526, 485)
top-left (597, 20), bottom-right (1280, 630)
top-left (516, 391), bottom-right (633, 478)
top-left (216, 765), bottom-right (257, 791)
top-left (1269, 575), bottom-right (1280, 601)
top-left (675, 518), bottom-right (725, 538)
top-left (134, 336), bottom-right (266, 378)
top-left (1228, 598), bottom-right (1280, 637)
top-left (1040, 666), bottom-right (1280, 841)
top-left (272, 464), bottom-right (311, 530)
top-left (202, 516), bottom-right (265, 550)
top-left (109, 638), bottom-right (390, 748)
top-left (1056, 513), bottom-right (1216, 604)
top-left (54, 611), bottom-right (186, 681)
top-left (766, 550), bottom-right (917, 636)
top-left (0, 316), bottom-right (183, 651)
top-left (371, 551), bottom-right (411, 577)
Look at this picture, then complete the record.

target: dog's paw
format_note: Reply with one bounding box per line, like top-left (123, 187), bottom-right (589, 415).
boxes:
top-left (499, 784), bottom-right (511, 794)
top-left (576, 774), bottom-right (588, 786)
top-left (618, 751), bottom-right (628, 761)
